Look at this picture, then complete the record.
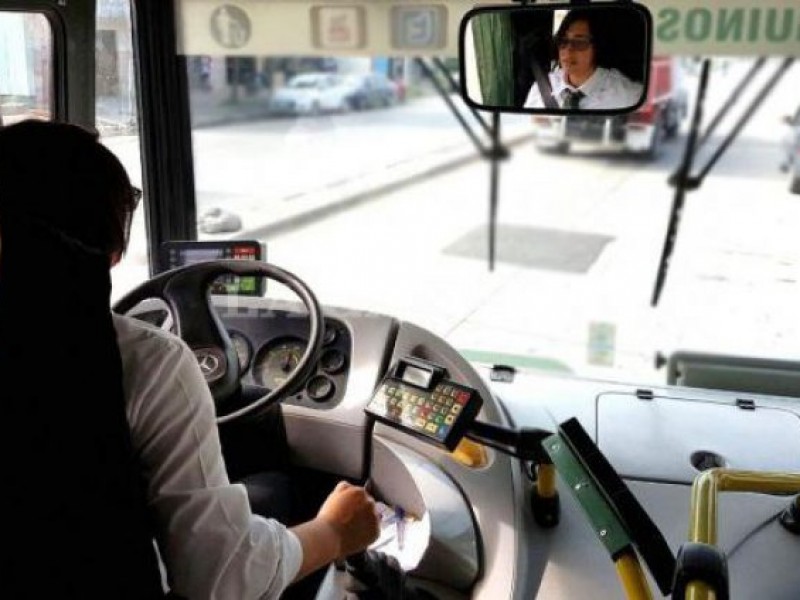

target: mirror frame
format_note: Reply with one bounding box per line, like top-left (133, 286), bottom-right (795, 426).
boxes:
top-left (458, 1), bottom-right (654, 116)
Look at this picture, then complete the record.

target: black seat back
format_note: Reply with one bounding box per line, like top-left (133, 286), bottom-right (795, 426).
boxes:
top-left (0, 216), bottom-right (165, 598)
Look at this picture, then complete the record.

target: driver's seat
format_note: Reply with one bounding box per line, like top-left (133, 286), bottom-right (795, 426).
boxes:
top-left (0, 213), bottom-right (167, 598)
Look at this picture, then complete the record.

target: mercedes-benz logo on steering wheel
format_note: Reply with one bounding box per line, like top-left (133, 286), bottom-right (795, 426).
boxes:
top-left (193, 347), bottom-right (227, 383)
top-left (198, 353), bottom-right (220, 374)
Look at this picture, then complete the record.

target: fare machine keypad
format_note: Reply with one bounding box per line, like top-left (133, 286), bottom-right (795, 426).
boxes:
top-left (366, 357), bottom-right (482, 451)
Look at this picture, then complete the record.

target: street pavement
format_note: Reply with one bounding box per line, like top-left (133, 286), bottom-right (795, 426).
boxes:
top-left (109, 92), bottom-right (535, 279)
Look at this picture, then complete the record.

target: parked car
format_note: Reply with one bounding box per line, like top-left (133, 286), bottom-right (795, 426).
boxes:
top-left (268, 72), bottom-right (352, 116)
top-left (532, 56), bottom-right (689, 160)
top-left (341, 73), bottom-right (399, 110)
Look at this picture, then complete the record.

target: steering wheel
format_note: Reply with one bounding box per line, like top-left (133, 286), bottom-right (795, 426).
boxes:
top-left (112, 260), bottom-right (324, 424)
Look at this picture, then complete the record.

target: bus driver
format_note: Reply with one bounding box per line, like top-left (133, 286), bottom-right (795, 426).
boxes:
top-left (524, 9), bottom-right (643, 110)
top-left (0, 119), bottom-right (380, 599)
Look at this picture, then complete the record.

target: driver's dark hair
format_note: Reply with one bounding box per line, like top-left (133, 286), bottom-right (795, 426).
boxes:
top-left (0, 119), bottom-right (138, 258)
top-left (551, 8), bottom-right (610, 69)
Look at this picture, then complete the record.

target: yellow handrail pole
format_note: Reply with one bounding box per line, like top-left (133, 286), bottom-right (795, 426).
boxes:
top-left (685, 581), bottom-right (717, 600)
top-left (686, 469), bottom-right (800, 600)
top-left (536, 462), bottom-right (557, 498)
top-left (690, 469), bottom-right (800, 545)
top-left (614, 551), bottom-right (654, 600)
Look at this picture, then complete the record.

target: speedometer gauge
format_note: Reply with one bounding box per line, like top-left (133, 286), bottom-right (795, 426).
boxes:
top-left (253, 338), bottom-right (308, 389)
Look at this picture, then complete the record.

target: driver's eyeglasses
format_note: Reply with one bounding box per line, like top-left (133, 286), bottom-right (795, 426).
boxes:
top-left (124, 187), bottom-right (143, 249)
top-left (556, 36), bottom-right (593, 51)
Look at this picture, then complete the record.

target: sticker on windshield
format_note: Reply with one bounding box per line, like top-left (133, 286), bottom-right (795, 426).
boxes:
top-left (209, 4), bottom-right (251, 49)
top-left (391, 6), bottom-right (447, 50)
top-left (311, 6), bottom-right (366, 50)
top-left (588, 321), bottom-right (617, 367)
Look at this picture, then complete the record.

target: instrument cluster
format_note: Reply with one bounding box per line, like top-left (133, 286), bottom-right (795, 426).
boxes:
top-left (225, 312), bottom-right (351, 408)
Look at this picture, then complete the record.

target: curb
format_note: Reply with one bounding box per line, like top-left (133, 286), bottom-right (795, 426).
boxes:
top-left (233, 129), bottom-right (536, 240)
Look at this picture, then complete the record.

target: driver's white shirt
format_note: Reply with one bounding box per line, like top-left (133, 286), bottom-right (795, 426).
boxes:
top-left (524, 66), bottom-right (643, 109)
top-left (113, 313), bottom-right (302, 600)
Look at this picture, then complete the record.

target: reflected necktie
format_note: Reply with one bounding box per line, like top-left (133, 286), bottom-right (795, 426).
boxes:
top-left (562, 89), bottom-right (585, 109)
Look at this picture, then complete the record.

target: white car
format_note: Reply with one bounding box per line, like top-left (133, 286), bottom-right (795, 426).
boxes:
top-left (268, 72), bottom-right (352, 116)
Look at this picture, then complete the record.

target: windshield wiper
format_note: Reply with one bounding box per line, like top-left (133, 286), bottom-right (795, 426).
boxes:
top-left (651, 57), bottom-right (795, 306)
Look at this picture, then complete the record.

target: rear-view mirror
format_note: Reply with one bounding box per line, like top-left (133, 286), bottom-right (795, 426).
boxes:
top-left (459, 2), bottom-right (653, 115)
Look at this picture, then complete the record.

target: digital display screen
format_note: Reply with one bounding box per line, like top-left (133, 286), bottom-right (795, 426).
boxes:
top-left (161, 241), bottom-right (265, 296)
top-left (399, 363), bottom-right (433, 388)
top-left (365, 381), bottom-right (476, 450)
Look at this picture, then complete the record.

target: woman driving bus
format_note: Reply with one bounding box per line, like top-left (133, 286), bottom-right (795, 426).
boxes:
top-left (524, 8), bottom-right (644, 109)
top-left (0, 119), bottom-right (380, 599)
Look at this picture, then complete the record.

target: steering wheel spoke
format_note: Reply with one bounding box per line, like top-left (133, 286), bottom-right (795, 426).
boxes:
top-left (113, 260), bottom-right (324, 423)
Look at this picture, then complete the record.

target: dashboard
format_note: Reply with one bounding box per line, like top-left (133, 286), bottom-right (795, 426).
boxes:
top-left (126, 294), bottom-right (800, 600)
top-left (130, 300), bottom-right (354, 408)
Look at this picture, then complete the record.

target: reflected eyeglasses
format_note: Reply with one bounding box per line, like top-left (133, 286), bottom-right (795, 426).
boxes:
top-left (556, 36), bottom-right (593, 51)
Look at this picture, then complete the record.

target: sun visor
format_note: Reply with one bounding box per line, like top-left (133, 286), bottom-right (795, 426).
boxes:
top-left (176, 0), bottom-right (800, 57)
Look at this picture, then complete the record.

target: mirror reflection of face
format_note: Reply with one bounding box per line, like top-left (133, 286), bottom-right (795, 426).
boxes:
top-left (558, 20), bottom-right (596, 87)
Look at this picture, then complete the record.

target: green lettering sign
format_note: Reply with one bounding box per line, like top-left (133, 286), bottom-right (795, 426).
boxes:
top-left (653, 3), bottom-right (800, 54)
top-left (747, 8), bottom-right (761, 42)
top-left (685, 8), bottom-right (712, 42)
top-left (766, 8), bottom-right (794, 42)
top-left (657, 8), bottom-right (681, 42)
top-left (717, 9), bottom-right (744, 43)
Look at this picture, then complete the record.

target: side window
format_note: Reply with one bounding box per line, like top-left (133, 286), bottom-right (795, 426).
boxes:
top-left (95, 0), bottom-right (148, 299)
top-left (0, 12), bottom-right (52, 125)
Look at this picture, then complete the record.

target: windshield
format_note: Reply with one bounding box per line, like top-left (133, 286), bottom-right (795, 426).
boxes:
top-left (107, 2), bottom-right (798, 387)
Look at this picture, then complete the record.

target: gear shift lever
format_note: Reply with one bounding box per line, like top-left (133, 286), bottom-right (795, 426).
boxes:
top-left (344, 549), bottom-right (427, 600)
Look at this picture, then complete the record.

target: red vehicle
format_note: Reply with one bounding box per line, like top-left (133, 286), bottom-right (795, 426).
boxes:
top-left (532, 56), bottom-right (688, 159)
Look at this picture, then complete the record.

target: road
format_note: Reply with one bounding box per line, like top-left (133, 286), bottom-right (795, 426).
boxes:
top-left (108, 94), bottom-right (534, 233)
top-left (109, 93), bottom-right (533, 280)
top-left (110, 59), bottom-right (800, 383)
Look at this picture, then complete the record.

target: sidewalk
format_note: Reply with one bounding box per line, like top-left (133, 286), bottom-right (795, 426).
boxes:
top-left (201, 105), bottom-right (538, 240)
top-left (237, 124), bottom-right (537, 240)
top-left (189, 87), bottom-right (274, 129)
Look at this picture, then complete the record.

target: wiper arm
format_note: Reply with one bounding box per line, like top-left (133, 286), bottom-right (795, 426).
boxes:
top-left (651, 57), bottom-right (795, 306)
top-left (651, 59), bottom-right (711, 307)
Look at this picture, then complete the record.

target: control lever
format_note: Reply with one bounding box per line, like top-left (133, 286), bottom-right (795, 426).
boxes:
top-left (465, 421), bottom-right (560, 527)
top-left (343, 550), bottom-right (427, 600)
top-left (341, 479), bottom-right (427, 598)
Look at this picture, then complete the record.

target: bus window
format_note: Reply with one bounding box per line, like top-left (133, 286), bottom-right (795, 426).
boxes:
top-left (95, 0), bottom-right (149, 295)
top-left (0, 12), bottom-right (52, 125)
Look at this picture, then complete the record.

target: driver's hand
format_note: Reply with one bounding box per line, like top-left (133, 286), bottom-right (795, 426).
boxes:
top-left (316, 481), bottom-right (380, 559)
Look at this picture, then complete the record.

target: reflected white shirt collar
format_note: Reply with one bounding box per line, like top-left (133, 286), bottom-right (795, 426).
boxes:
top-left (552, 66), bottom-right (603, 99)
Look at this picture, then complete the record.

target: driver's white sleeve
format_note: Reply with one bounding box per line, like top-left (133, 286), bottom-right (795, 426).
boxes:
top-left (114, 314), bottom-right (303, 600)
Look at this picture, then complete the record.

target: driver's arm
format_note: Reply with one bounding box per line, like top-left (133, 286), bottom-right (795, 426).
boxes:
top-left (291, 481), bottom-right (380, 582)
top-left (115, 314), bottom-right (302, 600)
top-left (115, 314), bottom-right (380, 599)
